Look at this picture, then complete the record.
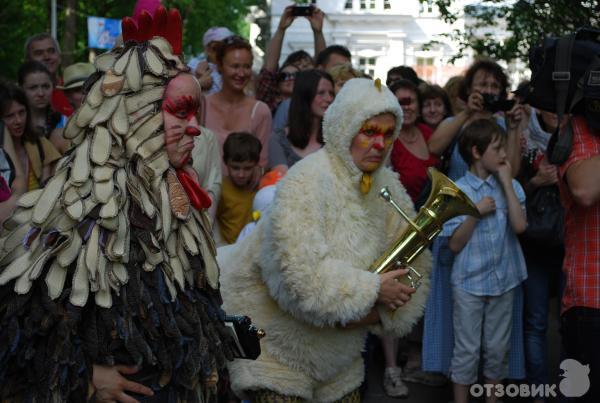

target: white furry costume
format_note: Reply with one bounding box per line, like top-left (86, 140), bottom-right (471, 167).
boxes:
top-left (219, 79), bottom-right (432, 402)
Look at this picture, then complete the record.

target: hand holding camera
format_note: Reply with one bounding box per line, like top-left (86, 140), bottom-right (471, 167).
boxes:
top-left (482, 93), bottom-right (516, 113)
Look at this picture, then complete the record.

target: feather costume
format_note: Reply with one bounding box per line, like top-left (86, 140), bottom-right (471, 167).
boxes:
top-left (0, 8), bottom-right (234, 402)
top-left (219, 79), bottom-right (432, 402)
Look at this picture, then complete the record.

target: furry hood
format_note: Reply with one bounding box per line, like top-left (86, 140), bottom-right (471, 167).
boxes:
top-left (322, 78), bottom-right (403, 178)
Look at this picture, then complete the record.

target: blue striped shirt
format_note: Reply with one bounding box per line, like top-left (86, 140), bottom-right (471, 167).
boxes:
top-left (441, 171), bottom-right (528, 296)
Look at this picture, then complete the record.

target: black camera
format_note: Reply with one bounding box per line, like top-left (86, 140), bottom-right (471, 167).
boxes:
top-left (482, 93), bottom-right (515, 113)
top-left (291, 5), bottom-right (314, 16)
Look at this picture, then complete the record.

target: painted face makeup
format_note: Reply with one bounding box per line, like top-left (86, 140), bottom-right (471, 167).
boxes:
top-left (351, 113), bottom-right (396, 172)
top-left (358, 123), bottom-right (394, 150)
top-left (162, 95), bottom-right (199, 121)
top-left (162, 74), bottom-right (202, 168)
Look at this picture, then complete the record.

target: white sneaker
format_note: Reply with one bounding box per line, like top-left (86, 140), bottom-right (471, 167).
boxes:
top-left (383, 367), bottom-right (409, 398)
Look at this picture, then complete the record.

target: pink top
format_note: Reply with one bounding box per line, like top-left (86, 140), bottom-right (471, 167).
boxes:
top-left (204, 95), bottom-right (272, 172)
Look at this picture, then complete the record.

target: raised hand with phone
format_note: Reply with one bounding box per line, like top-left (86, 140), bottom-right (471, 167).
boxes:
top-left (256, 3), bottom-right (326, 112)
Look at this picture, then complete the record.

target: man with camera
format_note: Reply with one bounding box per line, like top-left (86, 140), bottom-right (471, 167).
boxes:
top-left (557, 114), bottom-right (600, 402)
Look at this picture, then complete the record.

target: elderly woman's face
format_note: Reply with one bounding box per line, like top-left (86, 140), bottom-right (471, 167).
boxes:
top-left (350, 112), bottom-right (395, 173)
top-left (162, 74), bottom-right (202, 168)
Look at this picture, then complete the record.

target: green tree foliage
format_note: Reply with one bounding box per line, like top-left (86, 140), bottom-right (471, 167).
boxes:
top-left (0, 0), bottom-right (261, 82)
top-left (424, 0), bottom-right (600, 63)
top-left (163, 0), bottom-right (257, 57)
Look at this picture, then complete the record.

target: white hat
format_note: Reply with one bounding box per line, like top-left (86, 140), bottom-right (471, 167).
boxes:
top-left (202, 27), bottom-right (234, 47)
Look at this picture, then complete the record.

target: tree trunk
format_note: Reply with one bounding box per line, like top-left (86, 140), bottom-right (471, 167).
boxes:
top-left (62, 0), bottom-right (77, 67)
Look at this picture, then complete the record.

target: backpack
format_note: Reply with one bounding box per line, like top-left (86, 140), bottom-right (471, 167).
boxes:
top-left (521, 27), bottom-right (600, 164)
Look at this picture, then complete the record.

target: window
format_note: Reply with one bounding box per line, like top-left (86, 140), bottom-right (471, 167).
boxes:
top-left (384, 0), bottom-right (391, 9)
top-left (416, 57), bottom-right (434, 66)
top-left (345, 0), bottom-right (353, 9)
top-left (359, 57), bottom-right (377, 77)
top-left (360, 0), bottom-right (366, 9)
top-left (369, 0), bottom-right (376, 9)
top-left (419, 0), bottom-right (434, 13)
top-left (415, 57), bottom-right (435, 82)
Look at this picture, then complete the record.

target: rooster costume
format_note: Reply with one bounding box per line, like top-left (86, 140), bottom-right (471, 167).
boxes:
top-left (0, 8), bottom-right (234, 402)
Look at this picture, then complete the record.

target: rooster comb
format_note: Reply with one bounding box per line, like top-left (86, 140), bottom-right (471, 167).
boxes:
top-left (122, 6), bottom-right (182, 55)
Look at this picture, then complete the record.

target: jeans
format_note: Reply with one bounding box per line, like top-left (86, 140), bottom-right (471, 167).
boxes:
top-left (560, 307), bottom-right (600, 402)
top-left (523, 246), bottom-right (563, 391)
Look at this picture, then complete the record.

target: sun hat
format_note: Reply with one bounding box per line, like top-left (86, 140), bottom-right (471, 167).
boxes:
top-left (202, 27), bottom-right (234, 48)
top-left (57, 63), bottom-right (95, 90)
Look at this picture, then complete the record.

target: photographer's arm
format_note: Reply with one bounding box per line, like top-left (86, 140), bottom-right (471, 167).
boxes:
top-left (565, 155), bottom-right (600, 207)
top-left (308, 7), bottom-right (326, 58)
top-left (264, 6), bottom-right (295, 72)
top-left (427, 92), bottom-right (480, 156)
top-left (505, 104), bottom-right (526, 177)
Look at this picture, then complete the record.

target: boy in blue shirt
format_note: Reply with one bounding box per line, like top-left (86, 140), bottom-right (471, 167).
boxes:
top-left (442, 119), bottom-right (528, 403)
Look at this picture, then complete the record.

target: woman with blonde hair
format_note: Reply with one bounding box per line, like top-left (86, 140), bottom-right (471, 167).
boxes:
top-left (203, 36), bottom-right (272, 171)
top-left (327, 62), bottom-right (362, 95)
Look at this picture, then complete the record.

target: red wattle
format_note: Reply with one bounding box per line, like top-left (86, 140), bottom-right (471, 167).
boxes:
top-left (176, 169), bottom-right (212, 210)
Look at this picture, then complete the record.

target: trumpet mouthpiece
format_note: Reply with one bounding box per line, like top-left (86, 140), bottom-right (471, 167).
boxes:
top-left (380, 187), bottom-right (391, 202)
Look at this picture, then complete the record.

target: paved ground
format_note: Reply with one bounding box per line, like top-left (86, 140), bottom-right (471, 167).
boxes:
top-left (362, 298), bottom-right (562, 403)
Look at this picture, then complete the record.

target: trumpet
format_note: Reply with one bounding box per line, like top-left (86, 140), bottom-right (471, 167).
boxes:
top-left (370, 168), bottom-right (481, 289)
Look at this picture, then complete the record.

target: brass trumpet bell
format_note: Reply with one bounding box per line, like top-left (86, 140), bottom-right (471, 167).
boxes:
top-left (369, 168), bottom-right (481, 288)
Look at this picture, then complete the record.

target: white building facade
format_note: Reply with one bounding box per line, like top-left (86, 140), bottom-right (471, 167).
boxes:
top-left (270, 0), bottom-right (472, 85)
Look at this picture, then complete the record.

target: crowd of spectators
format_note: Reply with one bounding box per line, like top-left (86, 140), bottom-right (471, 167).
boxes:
top-left (1, 3), bottom-right (599, 403)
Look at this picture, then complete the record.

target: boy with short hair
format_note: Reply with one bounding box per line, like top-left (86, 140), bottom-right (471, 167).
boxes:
top-left (216, 131), bottom-right (262, 244)
top-left (442, 119), bottom-right (528, 403)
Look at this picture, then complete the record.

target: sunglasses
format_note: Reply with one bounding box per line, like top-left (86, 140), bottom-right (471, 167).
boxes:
top-left (278, 71), bottom-right (297, 82)
top-left (222, 35), bottom-right (248, 46)
top-left (398, 97), bottom-right (416, 106)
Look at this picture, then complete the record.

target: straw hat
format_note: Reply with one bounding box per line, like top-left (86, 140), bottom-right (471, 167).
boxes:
top-left (57, 62), bottom-right (95, 90)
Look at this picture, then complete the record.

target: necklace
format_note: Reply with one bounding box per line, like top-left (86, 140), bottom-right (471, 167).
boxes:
top-left (400, 126), bottom-right (420, 144)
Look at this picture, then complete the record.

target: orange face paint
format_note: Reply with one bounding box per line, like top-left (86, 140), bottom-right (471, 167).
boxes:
top-left (355, 137), bottom-right (372, 149)
top-left (358, 122), bottom-right (395, 150)
top-left (351, 113), bottom-right (396, 173)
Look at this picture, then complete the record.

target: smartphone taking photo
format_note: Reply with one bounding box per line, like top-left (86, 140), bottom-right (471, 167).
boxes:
top-left (291, 5), bottom-right (314, 16)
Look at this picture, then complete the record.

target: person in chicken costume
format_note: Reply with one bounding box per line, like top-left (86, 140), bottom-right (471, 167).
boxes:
top-left (0, 7), bottom-right (235, 402)
top-left (219, 78), bottom-right (432, 402)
